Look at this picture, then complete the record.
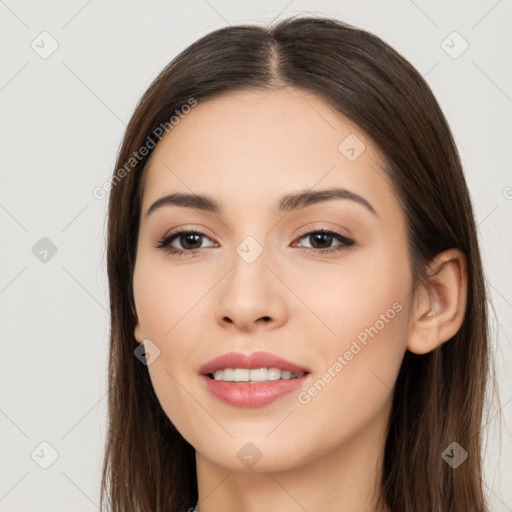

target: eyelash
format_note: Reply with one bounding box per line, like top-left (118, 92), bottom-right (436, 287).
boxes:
top-left (154, 228), bottom-right (355, 257)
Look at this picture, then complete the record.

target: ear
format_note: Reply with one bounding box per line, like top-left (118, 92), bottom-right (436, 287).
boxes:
top-left (407, 248), bottom-right (468, 355)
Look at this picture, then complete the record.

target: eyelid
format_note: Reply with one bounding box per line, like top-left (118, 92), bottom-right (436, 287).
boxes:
top-left (294, 222), bottom-right (354, 241)
top-left (292, 228), bottom-right (355, 252)
top-left (156, 223), bottom-right (215, 242)
top-left (154, 227), bottom-right (216, 250)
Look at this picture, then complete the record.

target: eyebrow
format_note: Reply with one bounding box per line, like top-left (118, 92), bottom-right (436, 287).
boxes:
top-left (145, 187), bottom-right (377, 217)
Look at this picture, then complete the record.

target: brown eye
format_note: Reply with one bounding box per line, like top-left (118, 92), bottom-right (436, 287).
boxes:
top-left (175, 233), bottom-right (203, 250)
top-left (155, 229), bottom-right (215, 255)
top-left (295, 229), bottom-right (355, 254)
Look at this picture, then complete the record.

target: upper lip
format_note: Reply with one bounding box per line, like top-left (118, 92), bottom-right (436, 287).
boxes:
top-left (199, 351), bottom-right (311, 375)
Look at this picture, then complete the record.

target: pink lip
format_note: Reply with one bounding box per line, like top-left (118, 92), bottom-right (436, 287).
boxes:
top-left (199, 351), bottom-right (311, 408)
top-left (199, 351), bottom-right (310, 375)
top-left (201, 375), bottom-right (309, 408)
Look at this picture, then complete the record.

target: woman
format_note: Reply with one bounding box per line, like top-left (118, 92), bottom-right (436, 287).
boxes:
top-left (100, 15), bottom-right (492, 512)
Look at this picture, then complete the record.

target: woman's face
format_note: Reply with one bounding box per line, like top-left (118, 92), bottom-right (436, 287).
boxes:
top-left (133, 87), bottom-right (415, 472)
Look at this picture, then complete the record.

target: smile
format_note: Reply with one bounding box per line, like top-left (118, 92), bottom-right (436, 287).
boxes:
top-left (209, 368), bottom-right (306, 382)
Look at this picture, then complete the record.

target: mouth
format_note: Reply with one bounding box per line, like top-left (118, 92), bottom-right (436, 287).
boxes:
top-left (199, 351), bottom-right (311, 408)
top-left (206, 368), bottom-right (308, 382)
top-left (199, 350), bottom-right (310, 376)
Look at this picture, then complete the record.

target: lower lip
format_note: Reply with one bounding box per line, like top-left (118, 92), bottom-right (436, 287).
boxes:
top-left (201, 374), bottom-right (309, 408)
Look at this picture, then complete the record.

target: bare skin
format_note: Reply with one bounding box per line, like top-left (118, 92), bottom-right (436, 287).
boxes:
top-left (132, 87), bottom-right (467, 512)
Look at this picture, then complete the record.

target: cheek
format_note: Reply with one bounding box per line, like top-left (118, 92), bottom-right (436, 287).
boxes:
top-left (132, 256), bottom-right (215, 437)
top-left (133, 253), bottom-right (205, 339)
top-left (294, 243), bottom-right (412, 348)
top-left (294, 310), bottom-right (408, 460)
top-left (293, 252), bottom-right (412, 442)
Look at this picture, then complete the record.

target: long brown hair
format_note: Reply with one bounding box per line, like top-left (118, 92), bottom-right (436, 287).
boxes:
top-left (101, 15), bottom-right (493, 511)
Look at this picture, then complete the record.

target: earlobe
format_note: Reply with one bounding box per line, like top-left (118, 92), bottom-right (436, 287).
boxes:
top-left (133, 309), bottom-right (144, 344)
top-left (407, 248), bottom-right (468, 355)
top-left (134, 322), bottom-right (144, 343)
top-left (131, 299), bottom-right (144, 343)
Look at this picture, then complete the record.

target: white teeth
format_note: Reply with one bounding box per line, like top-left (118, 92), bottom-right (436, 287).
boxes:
top-left (233, 368), bottom-right (250, 381)
top-left (267, 368), bottom-right (281, 380)
top-left (248, 368), bottom-right (267, 382)
top-left (221, 368), bottom-right (234, 381)
top-left (212, 368), bottom-right (305, 382)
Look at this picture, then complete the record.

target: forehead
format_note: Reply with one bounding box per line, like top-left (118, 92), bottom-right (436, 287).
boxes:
top-left (140, 87), bottom-right (398, 218)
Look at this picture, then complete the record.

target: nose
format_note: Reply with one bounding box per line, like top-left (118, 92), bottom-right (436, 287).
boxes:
top-left (214, 246), bottom-right (288, 332)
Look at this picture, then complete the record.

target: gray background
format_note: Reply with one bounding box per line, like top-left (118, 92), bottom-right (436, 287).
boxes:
top-left (1, 0), bottom-right (511, 510)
